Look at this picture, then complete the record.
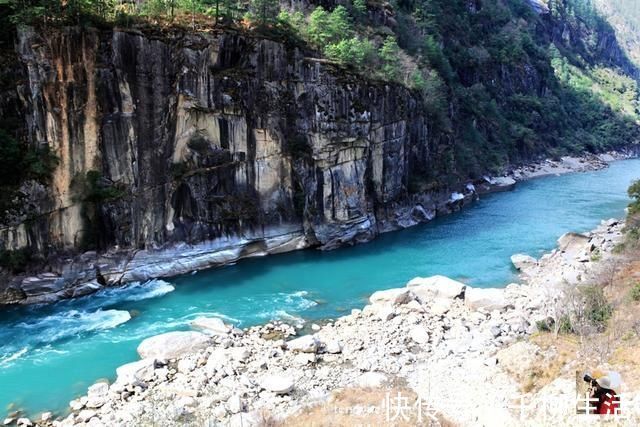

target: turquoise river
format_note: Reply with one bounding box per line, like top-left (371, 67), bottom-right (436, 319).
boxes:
top-left (1, 158), bottom-right (639, 417)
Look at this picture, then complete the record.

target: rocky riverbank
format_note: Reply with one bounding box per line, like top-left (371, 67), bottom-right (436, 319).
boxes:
top-left (3, 150), bottom-right (635, 308)
top-left (4, 216), bottom-right (630, 427)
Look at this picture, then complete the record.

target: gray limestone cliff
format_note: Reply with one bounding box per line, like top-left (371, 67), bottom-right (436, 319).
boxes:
top-left (0, 27), bottom-right (470, 304)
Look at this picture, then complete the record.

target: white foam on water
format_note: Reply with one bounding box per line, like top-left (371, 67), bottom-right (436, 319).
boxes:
top-left (180, 311), bottom-right (240, 323)
top-left (85, 309), bottom-right (132, 331)
top-left (14, 309), bottom-right (132, 346)
top-left (122, 279), bottom-right (175, 302)
top-left (0, 347), bottom-right (28, 368)
top-left (281, 291), bottom-right (318, 310)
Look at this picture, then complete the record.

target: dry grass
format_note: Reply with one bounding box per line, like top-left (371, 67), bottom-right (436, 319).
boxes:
top-left (518, 250), bottom-right (640, 394)
top-left (279, 386), bottom-right (456, 427)
top-left (517, 333), bottom-right (580, 393)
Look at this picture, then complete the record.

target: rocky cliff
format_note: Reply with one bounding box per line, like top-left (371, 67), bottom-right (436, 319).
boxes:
top-left (0, 26), bottom-right (470, 304)
top-left (1, 0), bottom-right (639, 304)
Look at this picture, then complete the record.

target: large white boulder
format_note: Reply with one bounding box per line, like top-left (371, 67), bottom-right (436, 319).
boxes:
top-left (85, 382), bottom-right (109, 408)
top-left (510, 254), bottom-right (537, 271)
top-left (465, 287), bottom-right (508, 311)
top-left (191, 317), bottom-right (231, 335)
top-left (369, 288), bottom-right (413, 306)
top-left (114, 358), bottom-right (157, 386)
top-left (259, 375), bottom-right (295, 394)
top-left (137, 331), bottom-right (210, 360)
top-left (286, 335), bottom-right (318, 353)
top-left (406, 275), bottom-right (466, 302)
top-left (323, 339), bottom-right (343, 354)
top-left (409, 326), bottom-right (430, 344)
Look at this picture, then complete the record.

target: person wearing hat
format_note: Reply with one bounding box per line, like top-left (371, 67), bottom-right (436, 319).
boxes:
top-left (590, 376), bottom-right (620, 415)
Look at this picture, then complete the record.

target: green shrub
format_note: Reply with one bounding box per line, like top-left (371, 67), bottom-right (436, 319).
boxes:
top-left (79, 170), bottom-right (126, 203)
top-left (535, 319), bottom-right (552, 333)
top-left (582, 285), bottom-right (613, 329)
top-left (631, 283), bottom-right (640, 302)
top-left (325, 37), bottom-right (375, 68)
top-left (558, 315), bottom-right (574, 334)
top-left (379, 36), bottom-right (401, 81)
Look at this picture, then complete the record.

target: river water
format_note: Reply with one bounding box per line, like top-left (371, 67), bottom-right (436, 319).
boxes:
top-left (1, 158), bottom-right (638, 417)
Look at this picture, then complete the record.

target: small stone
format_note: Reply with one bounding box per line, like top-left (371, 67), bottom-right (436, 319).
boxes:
top-left (409, 326), bottom-right (430, 344)
top-left (376, 305), bottom-right (396, 321)
top-left (286, 335), bottom-right (318, 353)
top-left (324, 340), bottom-right (343, 354)
top-left (16, 419), bottom-right (32, 427)
top-left (40, 412), bottom-right (52, 422)
top-left (177, 358), bottom-right (196, 373)
top-left (230, 347), bottom-right (251, 363)
top-left (76, 409), bottom-right (97, 423)
top-left (212, 405), bottom-right (227, 419)
top-left (311, 323), bottom-right (321, 331)
top-left (2, 419), bottom-right (13, 426)
top-left (69, 398), bottom-right (84, 411)
top-left (293, 353), bottom-right (316, 365)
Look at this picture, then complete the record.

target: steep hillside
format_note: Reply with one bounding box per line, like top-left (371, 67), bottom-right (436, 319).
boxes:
top-left (0, 0), bottom-right (639, 303)
top-left (595, 0), bottom-right (640, 67)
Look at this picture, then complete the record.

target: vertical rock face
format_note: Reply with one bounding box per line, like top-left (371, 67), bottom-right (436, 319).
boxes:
top-left (1, 27), bottom-right (448, 272)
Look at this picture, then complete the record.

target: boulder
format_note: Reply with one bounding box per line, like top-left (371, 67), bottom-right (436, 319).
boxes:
top-left (510, 254), bottom-right (537, 271)
top-left (356, 372), bottom-right (388, 388)
top-left (430, 298), bottom-right (452, 316)
top-left (406, 275), bottom-right (465, 302)
top-left (409, 326), bottom-right (430, 345)
top-left (76, 410), bottom-right (97, 423)
top-left (259, 375), bottom-right (295, 394)
top-left (137, 331), bottom-right (209, 360)
top-left (465, 287), bottom-right (508, 311)
top-left (230, 347), bottom-right (251, 363)
top-left (226, 395), bottom-right (243, 414)
top-left (375, 305), bottom-right (396, 321)
top-left (191, 317), bottom-right (231, 335)
top-left (85, 382), bottom-right (109, 408)
top-left (286, 335), bottom-right (318, 353)
top-left (369, 288), bottom-right (413, 306)
top-left (206, 349), bottom-right (230, 372)
top-left (323, 339), bottom-right (343, 354)
top-left (115, 358), bottom-right (157, 386)
top-left (16, 419), bottom-right (32, 427)
top-left (557, 232), bottom-right (589, 256)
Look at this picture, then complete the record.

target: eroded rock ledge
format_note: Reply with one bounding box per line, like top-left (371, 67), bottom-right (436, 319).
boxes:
top-left (9, 217), bottom-right (625, 427)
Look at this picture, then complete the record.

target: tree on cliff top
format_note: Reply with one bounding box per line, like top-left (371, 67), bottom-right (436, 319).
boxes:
top-left (247, 0), bottom-right (279, 26)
